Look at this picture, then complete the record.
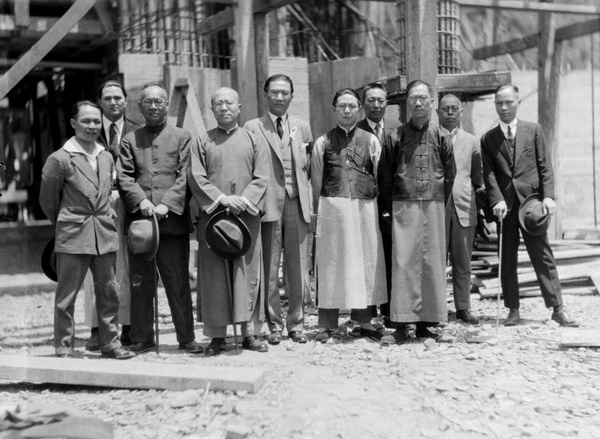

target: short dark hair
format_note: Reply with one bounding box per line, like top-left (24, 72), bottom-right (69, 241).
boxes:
top-left (72, 100), bottom-right (101, 119)
top-left (263, 74), bottom-right (294, 94)
top-left (495, 84), bottom-right (519, 95)
top-left (406, 79), bottom-right (433, 97)
top-left (362, 82), bottom-right (387, 102)
top-left (332, 88), bottom-right (361, 107)
top-left (98, 80), bottom-right (127, 100)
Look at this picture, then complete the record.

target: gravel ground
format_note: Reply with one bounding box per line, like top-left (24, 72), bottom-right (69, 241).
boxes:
top-left (1, 288), bottom-right (600, 439)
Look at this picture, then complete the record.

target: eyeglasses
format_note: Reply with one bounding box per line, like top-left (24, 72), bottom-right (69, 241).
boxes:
top-left (141, 98), bottom-right (166, 107)
top-left (335, 104), bottom-right (360, 111)
top-left (440, 105), bottom-right (461, 113)
top-left (268, 90), bottom-right (291, 98)
top-left (407, 95), bottom-right (431, 103)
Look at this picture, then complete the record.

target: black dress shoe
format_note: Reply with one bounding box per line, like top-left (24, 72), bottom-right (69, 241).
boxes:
top-left (551, 310), bottom-right (580, 327)
top-left (504, 309), bottom-right (521, 326)
top-left (288, 331), bottom-right (307, 343)
top-left (102, 346), bottom-right (135, 360)
top-left (242, 336), bottom-right (268, 352)
top-left (456, 309), bottom-right (480, 325)
top-left (381, 328), bottom-right (408, 345)
top-left (205, 338), bottom-right (226, 357)
top-left (179, 340), bottom-right (204, 354)
top-left (415, 324), bottom-right (439, 340)
top-left (126, 341), bottom-right (156, 353)
top-left (359, 327), bottom-right (383, 341)
top-left (268, 330), bottom-right (282, 345)
top-left (315, 329), bottom-right (331, 343)
top-left (85, 331), bottom-right (100, 351)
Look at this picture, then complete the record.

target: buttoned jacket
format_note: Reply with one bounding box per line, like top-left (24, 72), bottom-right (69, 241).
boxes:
top-left (40, 142), bottom-right (118, 255)
top-left (244, 114), bottom-right (312, 223)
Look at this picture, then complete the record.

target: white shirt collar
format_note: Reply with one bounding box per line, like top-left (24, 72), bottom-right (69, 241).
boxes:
top-left (103, 115), bottom-right (125, 141)
top-left (268, 112), bottom-right (288, 127)
top-left (366, 118), bottom-right (383, 132)
top-left (499, 118), bottom-right (517, 137)
top-left (63, 137), bottom-right (104, 171)
top-left (439, 126), bottom-right (458, 136)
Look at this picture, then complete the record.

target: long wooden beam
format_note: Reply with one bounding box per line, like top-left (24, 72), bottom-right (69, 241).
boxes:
top-left (0, 14), bottom-right (104, 38)
top-left (459, 0), bottom-right (600, 15)
top-left (0, 0), bottom-right (99, 100)
top-left (473, 18), bottom-right (600, 59)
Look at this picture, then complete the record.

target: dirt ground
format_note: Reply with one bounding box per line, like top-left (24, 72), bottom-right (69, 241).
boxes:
top-left (1, 287), bottom-right (600, 439)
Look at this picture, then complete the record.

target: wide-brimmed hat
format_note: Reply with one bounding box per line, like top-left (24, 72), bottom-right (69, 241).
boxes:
top-left (41, 238), bottom-right (58, 282)
top-left (127, 213), bottom-right (160, 261)
top-left (518, 193), bottom-right (551, 236)
top-left (205, 210), bottom-right (252, 260)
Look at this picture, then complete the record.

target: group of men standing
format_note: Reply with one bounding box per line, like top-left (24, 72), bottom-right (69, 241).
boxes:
top-left (41, 73), bottom-right (578, 359)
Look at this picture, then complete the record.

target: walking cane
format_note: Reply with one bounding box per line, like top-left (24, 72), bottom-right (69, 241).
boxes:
top-left (495, 217), bottom-right (504, 334)
top-left (224, 256), bottom-right (239, 354)
top-left (154, 256), bottom-right (160, 355)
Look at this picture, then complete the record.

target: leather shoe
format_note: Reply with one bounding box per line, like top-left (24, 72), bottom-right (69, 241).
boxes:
top-left (268, 330), bottom-right (282, 345)
top-left (359, 327), bottom-right (383, 341)
top-left (242, 336), bottom-right (268, 352)
top-left (504, 309), bottom-right (521, 326)
top-left (315, 329), bottom-right (331, 343)
top-left (456, 309), bottom-right (480, 325)
top-left (85, 331), bottom-right (100, 351)
top-left (126, 341), bottom-right (156, 353)
top-left (205, 338), bottom-right (225, 357)
top-left (179, 340), bottom-right (204, 354)
top-left (102, 346), bottom-right (135, 360)
top-left (288, 331), bottom-right (307, 343)
top-left (56, 352), bottom-right (74, 358)
top-left (415, 325), bottom-right (439, 340)
top-left (551, 310), bottom-right (579, 327)
top-left (381, 328), bottom-right (407, 345)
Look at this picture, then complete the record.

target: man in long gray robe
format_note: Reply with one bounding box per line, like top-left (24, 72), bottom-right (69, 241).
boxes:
top-left (187, 87), bottom-right (270, 356)
top-left (379, 80), bottom-right (455, 344)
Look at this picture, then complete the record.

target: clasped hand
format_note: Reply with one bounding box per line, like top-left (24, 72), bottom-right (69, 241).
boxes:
top-left (220, 195), bottom-right (247, 215)
top-left (139, 199), bottom-right (169, 220)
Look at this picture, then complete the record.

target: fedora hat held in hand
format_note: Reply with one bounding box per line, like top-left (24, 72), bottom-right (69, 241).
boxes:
top-left (41, 238), bottom-right (58, 282)
top-left (205, 210), bottom-right (252, 260)
top-left (518, 193), bottom-right (551, 236)
top-left (127, 213), bottom-right (160, 261)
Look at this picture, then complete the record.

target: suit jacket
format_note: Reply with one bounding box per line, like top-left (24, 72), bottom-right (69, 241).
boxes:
top-left (99, 117), bottom-right (140, 160)
top-left (450, 128), bottom-right (484, 227)
top-left (243, 114), bottom-right (312, 223)
top-left (39, 139), bottom-right (118, 255)
top-left (357, 117), bottom-right (401, 234)
top-left (117, 124), bottom-right (193, 235)
top-left (481, 119), bottom-right (554, 213)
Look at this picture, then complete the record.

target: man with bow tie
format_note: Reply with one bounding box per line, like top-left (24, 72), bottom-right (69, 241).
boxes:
top-left (244, 74), bottom-right (313, 345)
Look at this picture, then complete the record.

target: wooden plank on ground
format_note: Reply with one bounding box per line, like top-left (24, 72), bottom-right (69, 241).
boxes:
top-left (560, 330), bottom-right (600, 348)
top-left (0, 355), bottom-right (266, 393)
top-left (479, 285), bottom-right (597, 300)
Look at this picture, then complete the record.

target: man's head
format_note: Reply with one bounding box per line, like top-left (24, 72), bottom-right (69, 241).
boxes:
top-left (98, 80), bottom-right (127, 123)
top-left (362, 82), bottom-right (387, 124)
top-left (264, 74), bottom-right (294, 117)
top-left (436, 94), bottom-right (463, 132)
top-left (406, 80), bottom-right (434, 125)
top-left (71, 101), bottom-right (102, 145)
top-left (494, 84), bottom-right (520, 124)
top-left (138, 83), bottom-right (169, 127)
top-left (211, 87), bottom-right (241, 130)
top-left (332, 88), bottom-right (361, 130)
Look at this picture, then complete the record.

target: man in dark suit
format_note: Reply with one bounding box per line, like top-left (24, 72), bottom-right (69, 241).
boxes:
top-left (437, 94), bottom-right (484, 324)
top-left (117, 83), bottom-right (203, 353)
top-left (244, 74), bottom-right (313, 345)
top-left (481, 84), bottom-right (578, 327)
top-left (84, 80), bottom-right (140, 351)
top-left (357, 82), bottom-right (400, 328)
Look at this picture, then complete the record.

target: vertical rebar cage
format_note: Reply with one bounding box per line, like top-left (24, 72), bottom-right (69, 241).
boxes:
top-left (396, 0), bottom-right (461, 75)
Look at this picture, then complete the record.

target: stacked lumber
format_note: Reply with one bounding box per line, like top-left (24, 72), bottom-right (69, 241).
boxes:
top-left (464, 236), bottom-right (600, 299)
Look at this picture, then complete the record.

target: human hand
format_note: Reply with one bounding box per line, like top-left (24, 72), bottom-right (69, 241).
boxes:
top-left (542, 197), bottom-right (556, 216)
top-left (139, 199), bottom-right (155, 217)
top-left (493, 200), bottom-right (508, 220)
top-left (220, 195), bottom-right (247, 215)
top-left (154, 203), bottom-right (169, 220)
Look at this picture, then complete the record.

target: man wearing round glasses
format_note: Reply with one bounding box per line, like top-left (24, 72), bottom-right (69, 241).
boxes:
top-left (379, 80), bottom-right (456, 344)
top-left (244, 75), bottom-right (313, 345)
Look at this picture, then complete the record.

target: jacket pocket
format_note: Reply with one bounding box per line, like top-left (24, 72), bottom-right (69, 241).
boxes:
top-left (57, 212), bottom-right (86, 223)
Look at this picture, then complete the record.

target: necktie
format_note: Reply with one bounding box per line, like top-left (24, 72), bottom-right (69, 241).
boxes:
top-left (109, 123), bottom-right (118, 157)
top-left (374, 123), bottom-right (383, 144)
top-left (507, 125), bottom-right (515, 159)
top-left (276, 117), bottom-right (284, 139)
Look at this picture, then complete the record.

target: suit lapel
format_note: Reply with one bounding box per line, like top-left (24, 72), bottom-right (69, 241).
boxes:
top-left (71, 154), bottom-right (99, 188)
top-left (453, 130), bottom-right (467, 164)
top-left (97, 152), bottom-right (112, 194)
top-left (491, 125), bottom-right (513, 166)
top-left (260, 115), bottom-right (283, 162)
top-left (513, 120), bottom-right (527, 168)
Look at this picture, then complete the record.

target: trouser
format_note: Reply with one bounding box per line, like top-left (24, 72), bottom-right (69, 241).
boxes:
top-left (446, 204), bottom-right (476, 311)
top-left (54, 252), bottom-right (120, 355)
top-left (129, 234), bottom-right (195, 344)
top-left (318, 307), bottom-right (372, 329)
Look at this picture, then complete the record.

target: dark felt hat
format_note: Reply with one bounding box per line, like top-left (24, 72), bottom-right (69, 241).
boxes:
top-left (518, 193), bottom-right (551, 236)
top-left (41, 238), bottom-right (58, 282)
top-left (205, 210), bottom-right (252, 260)
top-left (127, 213), bottom-right (160, 261)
